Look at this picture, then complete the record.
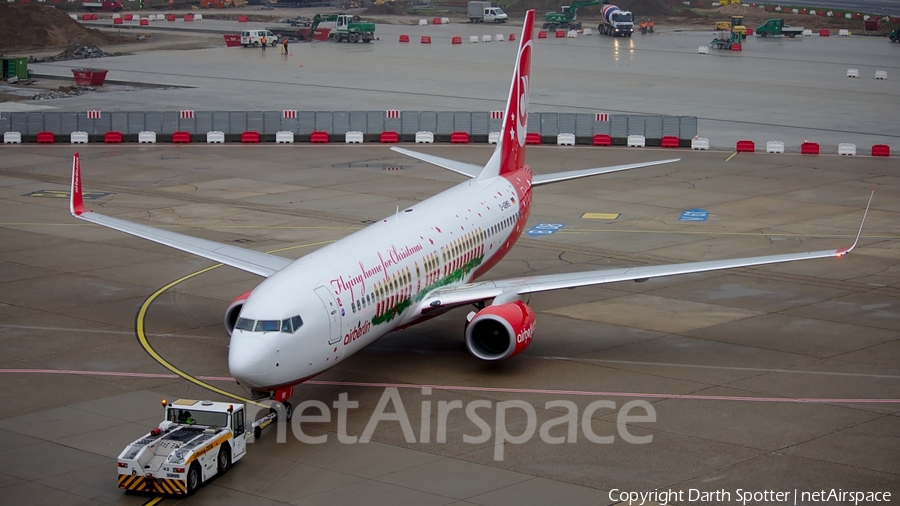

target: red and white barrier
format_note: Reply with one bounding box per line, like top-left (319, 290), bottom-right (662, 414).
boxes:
top-left (87, 110), bottom-right (101, 119)
top-left (180, 110), bottom-right (194, 119)
top-left (595, 113), bottom-right (609, 122)
top-left (386, 109), bottom-right (400, 119)
top-left (491, 110), bottom-right (503, 119)
top-left (283, 109), bottom-right (296, 119)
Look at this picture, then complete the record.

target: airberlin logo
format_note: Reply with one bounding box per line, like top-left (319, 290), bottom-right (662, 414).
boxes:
top-left (516, 323), bottom-right (534, 344)
top-left (343, 321), bottom-right (371, 346)
top-left (515, 42), bottom-right (532, 148)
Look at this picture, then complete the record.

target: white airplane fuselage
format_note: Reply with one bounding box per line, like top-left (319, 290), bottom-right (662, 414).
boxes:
top-left (229, 166), bottom-right (534, 390)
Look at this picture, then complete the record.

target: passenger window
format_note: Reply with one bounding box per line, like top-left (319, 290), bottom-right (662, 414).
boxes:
top-left (291, 315), bottom-right (303, 330)
top-left (351, 301), bottom-right (356, 313)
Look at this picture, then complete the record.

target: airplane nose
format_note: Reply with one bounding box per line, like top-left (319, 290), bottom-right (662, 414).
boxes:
top-left (228, 331), bottom-right (272, 388)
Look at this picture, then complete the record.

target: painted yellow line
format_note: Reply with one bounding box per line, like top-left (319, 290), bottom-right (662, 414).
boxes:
top-left (725, 151), bottom-right (738, 162)
top-left (580, 213), bottom-right (620, 220)
top-left (142, 496), bottom-right (164, 506)
top-left (134, 240), bottom-right (335, 406)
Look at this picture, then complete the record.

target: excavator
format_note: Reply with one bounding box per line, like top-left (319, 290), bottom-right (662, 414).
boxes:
top-left (543, 0), bottom-right (605, 31)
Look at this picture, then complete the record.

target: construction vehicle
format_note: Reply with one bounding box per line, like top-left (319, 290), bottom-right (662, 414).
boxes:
top-left (543, 0), bottom-right (603, 31)
top-left (711, 28), bottom-right (742, 49)
top-left (116, 399), bottom-right (279, 496)
top-left (309, 14), bottom-right (375, 43)
top-left (756, 19), bottom-right (804, 38)
top-left (713, 15), bottom-right (747, 37)
top-left (201, 0), bottom-right (248, 8)
top-left (597, 4), bottom-right (633, 37)
top-left (468, 1), bottom-right (508, 23)
top-left (889, 28), bottom-right (899, 42)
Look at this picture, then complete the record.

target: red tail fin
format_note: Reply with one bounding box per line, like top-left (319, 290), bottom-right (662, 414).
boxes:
top-left (498, 9), bottom-right (534, 176)
top-left (70, 152), bottom-right (86, 216)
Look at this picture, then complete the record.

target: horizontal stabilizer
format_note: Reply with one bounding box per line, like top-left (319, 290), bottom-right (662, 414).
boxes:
top-left (532, 158), bottom-right (680, 186)
top-left (391, 147), bottom-right (483, 178)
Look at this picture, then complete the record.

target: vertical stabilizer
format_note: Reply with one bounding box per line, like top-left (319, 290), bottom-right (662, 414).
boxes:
top-left (478, 10), bottom-right (535, 180)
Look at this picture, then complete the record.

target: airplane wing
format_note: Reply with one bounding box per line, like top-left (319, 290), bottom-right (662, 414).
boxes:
top-left (391, 147), bottom-right (483, 178)
top-left (417, 190), bottom-right (873, 314)
top-left (69, 153), bottom-right (292, 278)
top-left (532, 158), bottom-right (681, 186)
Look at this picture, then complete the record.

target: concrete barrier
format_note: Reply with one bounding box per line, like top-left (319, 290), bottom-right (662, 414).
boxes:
top-left (691, 137), bottom-right (709, 150)
top-left (627, 135), bottom-right (646, 147)
top-left (801, 141), bottom-right (819, 154)
top-left (839, 29), bottom-right (850, 35)
top-left (766, 141), bottom-right (784, 153)
top-left (698, 46), bottom-right (709, 54)
top-left (846, 68), bottom-right (859, 78)
top-left (276, 131), bottom-right (294, 143)
top-left (138, 131), bottom-right (156, 143)
top-left (419, 18), bottom-right (428, 26)
top-left (838, 143), bottom-right (856, 155)
top-left (557, 133), bottom-right (575, 145)
top-left (441, 17), bottom-right (450, 24)
top-left (488, 132), bottom-right (500, 144)
top-left (4, 132), bottom-right (21, 144)
top-left (876, 70), bottom-right (887, 80)
top-left (736, 140), bottom-right (755, 152)
top-left (872, 144), bottom-right (890, 157)
top-left (415, 131), bottom-right (434, 143)
top-left (469, 35), bottom-right (479, 43)
top-left (583, 28), bottom-right (592, 35)
top-left (566, 30), bottom-right (577, 38)
top-left (482, 34), bottom-right (492, 42)
top-left (495, 34), bottom-right (504, 41)
top-left (594, 134), bottom-right (612, 146)
top-left (70, 131), bottom-right (88, 144)
top-left (207, 131), bottom-right (225, 143)
top-left (346, 131), bottom-right (364, 143)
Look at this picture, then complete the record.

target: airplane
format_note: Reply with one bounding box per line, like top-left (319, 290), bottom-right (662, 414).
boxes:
top-left (69, 9), bottom-right (872, 419)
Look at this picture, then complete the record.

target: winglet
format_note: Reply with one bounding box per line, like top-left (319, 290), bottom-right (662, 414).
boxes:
top-left (836, 187), bottom-right (874, 256)
top-left (70, 152), bottom-right (88, 216)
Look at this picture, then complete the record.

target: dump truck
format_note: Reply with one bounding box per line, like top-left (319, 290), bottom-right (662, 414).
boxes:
top-left (468, 1), bottom-right (508, 23)
top-left (756, 19), bottom-right (804, 38)
top-left (116, 399), bottom-right (279, 496)
top-left (543, 0), bottom-right (603, 31)
top-left (597, 3), bottom-right (633, 36)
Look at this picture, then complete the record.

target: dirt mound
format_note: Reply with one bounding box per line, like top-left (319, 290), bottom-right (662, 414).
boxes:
top-left (0, 3), bottom-right (123, 52)
top-left (364, 2), bottom-right (409, 15)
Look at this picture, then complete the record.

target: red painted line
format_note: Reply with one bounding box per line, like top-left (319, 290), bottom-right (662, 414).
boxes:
top-left (1, 369), bottom-right (897, 405)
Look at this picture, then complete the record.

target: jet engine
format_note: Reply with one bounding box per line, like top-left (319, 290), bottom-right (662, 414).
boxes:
top-left (465, 301), bottom-right (536, 360)
top-left (224, 290), bottom-right (253, 335)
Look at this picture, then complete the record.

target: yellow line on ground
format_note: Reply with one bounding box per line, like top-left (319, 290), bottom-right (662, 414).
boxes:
top-left (142, 496), bottom-right (164, 506)
top-left (725, 151), bottom-right (738, 162)
top-left (555, 229), bottom-right (897, 240)
top-left (134, 240), bottom-right (335, 406)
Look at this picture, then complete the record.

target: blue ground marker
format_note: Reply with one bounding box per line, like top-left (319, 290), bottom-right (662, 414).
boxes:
top-left (526, 223), bottom-right (565, 237)
top-left (679, 209), bottom-right (709, 222)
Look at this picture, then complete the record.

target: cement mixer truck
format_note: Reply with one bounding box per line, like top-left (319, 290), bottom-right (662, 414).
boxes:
top-left (598, 4), bottom-right (634, 37)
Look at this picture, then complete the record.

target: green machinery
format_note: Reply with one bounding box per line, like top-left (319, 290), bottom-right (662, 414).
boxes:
top-left (710, 28), bottom-right (742, 49)
top-left (543, 0), bottom-right (605, 31)
top-left (889, 28), bottom-right (899, 42)
top-left (311, 13), bottom-right (375, 43)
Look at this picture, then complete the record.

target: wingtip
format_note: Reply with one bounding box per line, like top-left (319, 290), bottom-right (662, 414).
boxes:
top-left (70, 152), bottom-right (87, 216)
top-left (838, 188), bottom-right (875, 256)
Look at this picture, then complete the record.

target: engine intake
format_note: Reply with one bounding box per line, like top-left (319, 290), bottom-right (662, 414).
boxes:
top-left (465, 301), bottom-right (536, 360)
top-left (224, 290), bottom-right (253, 336)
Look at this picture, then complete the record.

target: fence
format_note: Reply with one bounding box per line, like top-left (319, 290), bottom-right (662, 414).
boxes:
top-left (0, 111), bottom-right (698, 145)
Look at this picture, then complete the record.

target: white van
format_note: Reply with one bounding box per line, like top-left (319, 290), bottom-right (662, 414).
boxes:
top-left (240, 30), bottom-right (279, 47)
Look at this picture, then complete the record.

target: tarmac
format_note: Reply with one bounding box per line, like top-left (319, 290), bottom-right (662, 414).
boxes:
top-left (1, 15), bottom-right (899, 506)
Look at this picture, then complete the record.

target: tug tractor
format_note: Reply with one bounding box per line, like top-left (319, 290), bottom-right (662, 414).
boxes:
top-left (116, 399), bottom-right (279, 496)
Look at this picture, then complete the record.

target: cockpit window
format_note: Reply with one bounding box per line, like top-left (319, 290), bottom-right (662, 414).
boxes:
top-left (235, 318), bottom-right (254, 331)
top-left (255, 320), bottom-right (281, 332)
top-left (238, 316), bottom-right (302, 333)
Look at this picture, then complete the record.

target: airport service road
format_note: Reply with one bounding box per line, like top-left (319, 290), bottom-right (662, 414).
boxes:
top-left (0, 144), bottom-right (898, 505)
top-left (23, 18), bottom-right (900, 150)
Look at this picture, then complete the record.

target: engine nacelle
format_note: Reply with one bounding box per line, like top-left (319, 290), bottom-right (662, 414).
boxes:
top-left (465, 301), bottom-right (536, 361)
top-left (224, 290), bottom-right (253, 336)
